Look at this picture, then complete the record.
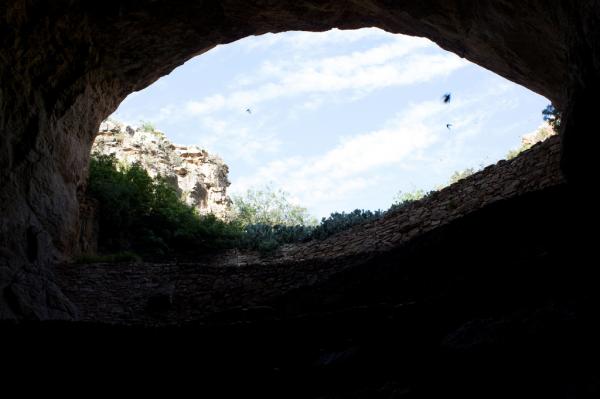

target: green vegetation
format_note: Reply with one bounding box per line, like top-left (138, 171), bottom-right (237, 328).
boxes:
top-left (230, 187), bottom-right (314, 252)
top-left (233, 160), bottom-right (505, 252)
top-left (139, 120), bottom-right (167, 140)
top-left (139, 120), bottom-right (157, 132)
top-left (86, 153), bottom-right (489, 258)
top-left (88, 153), bottom-right (241, 258)
top-left (542, 104), bottom-right (561, 132)
top-left (86, 104), bottom-right (555, 260)
top-left (237, 224), bottom-right (313, 252)
top-left (85, 157), bottom-right (403, 257)
top-left (234, 209), bottom-right (387, 253)
top-left (86, 106), bottom-right (556, 260)
top-left (231, 188), bottom-right (388, 251)
top-left (310, 209), bottom-right (384, 240)
top-left (392, 189), bottom-right (427, 206)
top-left (505, 148), bottom-right (523, 160)
top-left (389, 167), bottom-right (476, 210)
top-left (506, 104), bottom-right (559, 160)
top-left (449, 168), bottom-right (475, 185)
top-left (232, 187), bottom-right (317, 227)
top-left (89, 129), bottom-right (540, 258)
top-left (506, 123), bottom-right (556, 160)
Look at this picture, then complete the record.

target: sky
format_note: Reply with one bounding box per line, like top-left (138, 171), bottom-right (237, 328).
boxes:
top-left (110, 28), bottom-right (549, 219)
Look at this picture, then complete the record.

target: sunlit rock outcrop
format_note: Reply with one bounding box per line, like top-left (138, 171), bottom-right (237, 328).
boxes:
top-left (521, 123), bottom-right (557, 148)
top-left (93, 119), bottom-right (232, 220)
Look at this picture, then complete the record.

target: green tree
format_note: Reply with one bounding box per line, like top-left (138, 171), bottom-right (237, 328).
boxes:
top-left (542, 104), bottom-right (561, 132)
top-left (87, 153), bottom-right (241, 257)
top-left (392, 189), bottom-right (427, 206)
top-left (232, 186), bottom-right (317, 227)
top-left (88, 154), bottom-right (154, 250)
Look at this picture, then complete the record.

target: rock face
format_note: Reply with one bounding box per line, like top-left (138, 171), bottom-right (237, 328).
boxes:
top-left (0, 1), bottom-right (597, 318)
top-left (93, 120), bottom-right (232, 219)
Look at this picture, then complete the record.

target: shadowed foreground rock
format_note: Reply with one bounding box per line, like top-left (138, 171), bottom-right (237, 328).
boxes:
top-left (0, 2), bottom-right (591, 393)
top-left (2, 185), bottom-right (582, 397)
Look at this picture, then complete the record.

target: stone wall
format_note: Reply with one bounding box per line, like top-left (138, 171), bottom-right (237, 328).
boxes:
top-left (56, 135), bottom-right (564, 325)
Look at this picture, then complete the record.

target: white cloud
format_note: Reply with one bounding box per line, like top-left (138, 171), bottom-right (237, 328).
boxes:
top-left (185, 37), bottom-right (467, 115)
top-left (190, 116), bottom-right (281, 163)
top-left (169, 30), bottom-right (469, 172)
top-left (109, 27), bottom-right (548, 219)
top-left (229, 77), bottom-right (528, 217)
top-left (231, 100), bottom-right (445, 210)
top-left (186, 95), bottom-right (227, 114)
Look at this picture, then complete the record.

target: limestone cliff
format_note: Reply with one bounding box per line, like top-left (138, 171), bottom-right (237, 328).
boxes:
top-left (92, 120), bottom-right (232, 220)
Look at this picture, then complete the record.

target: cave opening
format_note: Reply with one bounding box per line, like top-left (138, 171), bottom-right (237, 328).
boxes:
top-left (2, 1), bottom-right (587, 272)
top-left (86, 28), bottom-right (556, 261)
top-left (65, 20), bottom-right (565, 333)
top-left (0, 4), bottom-right (588, 393)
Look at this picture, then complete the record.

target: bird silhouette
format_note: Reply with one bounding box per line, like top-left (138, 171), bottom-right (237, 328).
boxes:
top-left (442, 93), bottom-right (451, 103)
top-left (246, 108), bottom-right (252, 114)
top-left (446, 123), bottom-right (453, 130)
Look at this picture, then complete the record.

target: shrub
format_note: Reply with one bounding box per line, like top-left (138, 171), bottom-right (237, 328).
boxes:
top-left (232, 186), bottom-right (317, 227)
top-left (505, 123), bottom-right (556, 160)
top-left (139, 120), bottom-right (157, 132)
top-left (88, 155), bottom-right (481, 257)
top-left (87, 153), bottom-right (242, 257)
top-left (235, 209), bottom-right (385, 253)
top-left (392, 189), bottom-right (427, 207)
top-left (310, 209), bottom-right (384, 240)
top-left (448, 168), bottom-right (475, 185)
top-left (238, 223), bottom-right (314, 252)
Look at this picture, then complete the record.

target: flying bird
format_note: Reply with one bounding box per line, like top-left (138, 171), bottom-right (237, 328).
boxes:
top-left (446, 123), bottom-right (453, 130)
top-left (246, 108), bottom-right (252, 114)
top-left (442, 93), bottom-right (451, 103)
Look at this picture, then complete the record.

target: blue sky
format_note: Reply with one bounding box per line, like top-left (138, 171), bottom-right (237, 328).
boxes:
top-left (111, 28), bottom-right (549, 219)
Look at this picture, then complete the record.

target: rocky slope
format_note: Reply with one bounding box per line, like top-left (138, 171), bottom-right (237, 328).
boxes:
top-left (93, 119), bottom-right (232, 219)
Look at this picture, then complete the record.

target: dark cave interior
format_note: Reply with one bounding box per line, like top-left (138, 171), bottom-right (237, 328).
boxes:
top-left (0, 1), bottom-right (595, 396)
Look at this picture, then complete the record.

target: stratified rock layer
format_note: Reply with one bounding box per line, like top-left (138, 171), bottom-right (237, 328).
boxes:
top-left (93, 120), bottom-right (231, 219)
top-left (0, 1), bottom-right (597, 318)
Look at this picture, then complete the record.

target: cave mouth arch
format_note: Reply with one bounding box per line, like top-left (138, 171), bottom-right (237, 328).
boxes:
top-left (106, 28), bottom-right (552, 223)
top-left (0, 1), bottom-right (596, 320)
